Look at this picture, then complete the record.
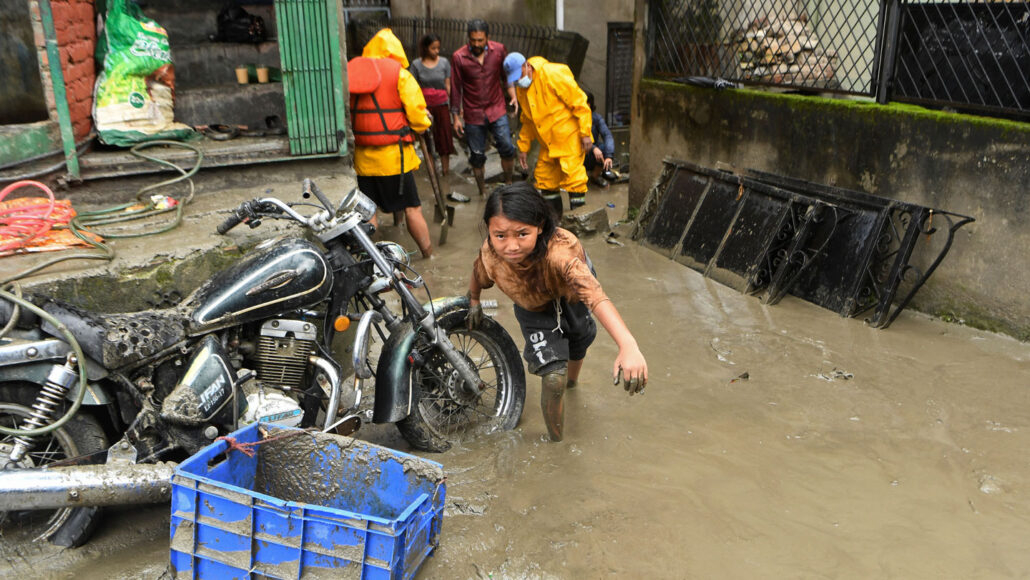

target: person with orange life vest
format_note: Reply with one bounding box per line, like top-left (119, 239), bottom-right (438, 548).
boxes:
top-left (349, 28), bottom-right (434, 259)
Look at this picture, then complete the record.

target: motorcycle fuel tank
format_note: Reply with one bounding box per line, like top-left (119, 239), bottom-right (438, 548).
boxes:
top-left (184, 238), bottom-right (332, 334)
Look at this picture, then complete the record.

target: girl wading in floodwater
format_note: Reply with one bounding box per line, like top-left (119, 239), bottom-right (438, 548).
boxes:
top-left (466, 182), bottom-right (648, 441)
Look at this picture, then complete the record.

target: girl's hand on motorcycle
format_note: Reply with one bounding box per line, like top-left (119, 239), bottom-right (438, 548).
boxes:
top-left (466, 302), bottom-right (484, 330)
top-left (613, 347), bottom-right (648, 395)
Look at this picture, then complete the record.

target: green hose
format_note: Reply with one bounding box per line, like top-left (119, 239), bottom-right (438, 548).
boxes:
top-left (0, 286), bottom-right (88, 437)
top-left (0, 140), bottom-right (203, 286)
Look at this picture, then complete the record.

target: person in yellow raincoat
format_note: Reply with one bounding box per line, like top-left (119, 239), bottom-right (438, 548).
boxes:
top-left (350, 28), bottom-right (434, 259)
top-left (504, 53), bottom-right (593, 216)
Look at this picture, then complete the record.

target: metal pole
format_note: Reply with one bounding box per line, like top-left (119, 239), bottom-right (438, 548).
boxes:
top-left (875, 0), bottom-right (903, 105)
top-left (556, 0), bottom-right (564, 30)
top-left (0, 462), bottom-right (176, 510)
top-left (37, 0), bottom-right (80, 179)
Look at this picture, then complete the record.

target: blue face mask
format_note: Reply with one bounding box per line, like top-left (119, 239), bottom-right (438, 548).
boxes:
top-left (516, 76), bottom-right (532, 89)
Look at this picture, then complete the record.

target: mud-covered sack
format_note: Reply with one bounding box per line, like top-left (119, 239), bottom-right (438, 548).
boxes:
top-left (92, 0), bottom-right (195, 147)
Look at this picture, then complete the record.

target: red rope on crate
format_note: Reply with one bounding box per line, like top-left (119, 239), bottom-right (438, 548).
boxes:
top-left (216, 428), bottom-right (312, 458)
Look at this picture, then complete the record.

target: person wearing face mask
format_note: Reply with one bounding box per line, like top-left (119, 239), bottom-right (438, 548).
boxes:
top-left (450, 19), bottom-right (518, 196)
top-left (503, 52), bottom-right (593, 216)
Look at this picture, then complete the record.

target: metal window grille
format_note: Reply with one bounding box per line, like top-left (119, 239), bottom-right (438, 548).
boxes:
top-left (645, 0), bottom-right (1030, 120)
top-left (646, 0), bottom-right (882, 95)
top-left (889, 1), bottom-right (1030, 118)
top-left (606, 22), bottom-right (635, 127)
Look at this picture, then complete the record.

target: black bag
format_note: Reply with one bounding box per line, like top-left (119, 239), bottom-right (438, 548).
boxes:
top-left (213, 6), bottom-right (267, 43)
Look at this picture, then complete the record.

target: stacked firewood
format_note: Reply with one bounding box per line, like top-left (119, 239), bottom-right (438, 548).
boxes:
top-left (734, 14), bottom-right (838, 87)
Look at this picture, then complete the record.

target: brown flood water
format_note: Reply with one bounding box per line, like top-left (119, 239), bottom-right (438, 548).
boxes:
top-left (3, 172), bottom-right (1029, 580)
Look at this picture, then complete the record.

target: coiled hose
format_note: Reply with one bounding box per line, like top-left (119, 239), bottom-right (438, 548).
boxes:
top-left (0, 140), bottom-right (203, 286)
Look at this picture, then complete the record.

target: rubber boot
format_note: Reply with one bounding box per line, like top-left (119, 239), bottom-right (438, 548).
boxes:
top-left (472, 167), bottom-right (487, 197)
top-left (569, 193), bottom-right (586, 211)
top-left (501, 157), bottom-right (515, 185)
top-left (541, 190), bottom-right (563, 218)
top-left (540, 371), bottom-right (567, 442)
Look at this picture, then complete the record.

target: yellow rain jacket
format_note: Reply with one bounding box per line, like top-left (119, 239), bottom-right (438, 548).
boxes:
top-left (515, 56), bottom-right (592, 158)
top-left (352, 29), bottom-right (431, 177)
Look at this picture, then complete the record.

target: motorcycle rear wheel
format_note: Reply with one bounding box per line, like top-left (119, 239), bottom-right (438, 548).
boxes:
top-left (0, 383), bottom-right (109, 547)
top-left (398, 309), bottom-right (525, 452)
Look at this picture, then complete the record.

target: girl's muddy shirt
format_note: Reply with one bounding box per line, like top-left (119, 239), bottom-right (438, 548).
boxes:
top-left (473, 228), bottom-right (608, 312)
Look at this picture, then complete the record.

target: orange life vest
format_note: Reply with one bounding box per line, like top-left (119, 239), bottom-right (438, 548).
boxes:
top-left (348, 56), bottom-right (413, 147)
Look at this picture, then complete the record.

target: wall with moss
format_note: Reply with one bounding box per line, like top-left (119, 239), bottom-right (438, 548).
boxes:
top-left (629, 80), bottom-right (1030, 339)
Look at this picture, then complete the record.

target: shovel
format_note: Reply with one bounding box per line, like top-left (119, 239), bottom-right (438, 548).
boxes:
top-left (416, 132), bottom-right (454, 246)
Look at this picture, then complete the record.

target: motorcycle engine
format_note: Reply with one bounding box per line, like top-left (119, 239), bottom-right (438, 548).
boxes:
top-left (254, 319), bottom-right (317, 390)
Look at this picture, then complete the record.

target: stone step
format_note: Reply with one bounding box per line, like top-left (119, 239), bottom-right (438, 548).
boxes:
top-left (174, 83), bottom-right (287, 130)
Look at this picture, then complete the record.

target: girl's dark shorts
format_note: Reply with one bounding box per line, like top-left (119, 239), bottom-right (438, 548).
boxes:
top-left (357, 172), bottom-right (421, 213)
top-left (513, 298), bottom-right (597, 376)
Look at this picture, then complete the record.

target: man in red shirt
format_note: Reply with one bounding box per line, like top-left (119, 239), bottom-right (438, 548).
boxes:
top-left (450, 19), bottom-right (518, 196)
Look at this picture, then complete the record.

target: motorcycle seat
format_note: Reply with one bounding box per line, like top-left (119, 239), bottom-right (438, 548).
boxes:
top-left (39, 300), bottom-right (187, 369)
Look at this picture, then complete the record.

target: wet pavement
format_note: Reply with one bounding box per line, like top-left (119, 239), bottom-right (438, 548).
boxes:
top-left (3, 155), bottom-right (1030, 579)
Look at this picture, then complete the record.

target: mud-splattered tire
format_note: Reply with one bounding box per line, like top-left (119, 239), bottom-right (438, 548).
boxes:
top-left (398, 308), bottom-right (525, 452)
top-left (0, 383), bottom-right (109, 547)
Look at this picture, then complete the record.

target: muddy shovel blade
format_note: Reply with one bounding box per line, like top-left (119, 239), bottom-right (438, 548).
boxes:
top-left (433, 203), bottom-right (445, 224)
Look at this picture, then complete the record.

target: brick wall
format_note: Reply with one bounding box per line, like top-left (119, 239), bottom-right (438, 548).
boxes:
top-left (31, 0), bottom-right (96, 139)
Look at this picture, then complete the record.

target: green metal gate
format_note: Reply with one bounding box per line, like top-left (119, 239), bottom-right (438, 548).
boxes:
top-left (275, 0), bottom-right (348, 156)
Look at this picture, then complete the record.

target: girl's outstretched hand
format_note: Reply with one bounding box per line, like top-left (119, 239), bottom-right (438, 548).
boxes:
top-left (613, 346), bottom-right (648, 395)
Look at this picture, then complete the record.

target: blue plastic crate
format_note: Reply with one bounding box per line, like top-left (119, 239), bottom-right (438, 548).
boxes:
top-left (170, 423), bottom-right (446, 579)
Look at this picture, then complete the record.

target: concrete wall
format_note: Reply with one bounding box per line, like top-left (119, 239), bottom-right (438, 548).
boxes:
top-left (1, 0), bottom-right (48, 124)
top-left (628, 78), bottom-right (1030, 339)
top-left (390, 0), bottom-right (633, 115)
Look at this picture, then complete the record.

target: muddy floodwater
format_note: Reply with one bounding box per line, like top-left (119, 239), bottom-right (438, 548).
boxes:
top-left (2, 170), bottom-right (1029, 579)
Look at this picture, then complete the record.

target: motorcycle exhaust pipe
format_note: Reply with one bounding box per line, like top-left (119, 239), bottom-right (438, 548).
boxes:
top-left (0, 462), bottom-right (176, 511)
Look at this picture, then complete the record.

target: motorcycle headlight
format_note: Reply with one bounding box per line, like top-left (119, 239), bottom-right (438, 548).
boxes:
top-left (338, 187), bottom-right (377, 222)
top-left (375, 241), bottom-right (411, 267)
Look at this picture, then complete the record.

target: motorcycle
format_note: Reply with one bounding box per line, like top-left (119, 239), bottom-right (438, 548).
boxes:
top-left (0, 180), bottom-right (525, 547)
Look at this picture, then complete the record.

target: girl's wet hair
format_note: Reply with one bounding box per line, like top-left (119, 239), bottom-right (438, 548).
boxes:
top-left (419, 33), bottom-right (441, 59)
top-left (483, 182), bottom-right (557, 262)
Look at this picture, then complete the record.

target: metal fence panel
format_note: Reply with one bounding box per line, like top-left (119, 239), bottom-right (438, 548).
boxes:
top-left (350, 17), bottom-right (589, 76)
top-left (606, 22), bottom-right (635, 127)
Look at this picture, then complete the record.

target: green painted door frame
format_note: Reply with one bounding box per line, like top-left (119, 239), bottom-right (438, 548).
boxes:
top-left (275, 0), bottom-right (348, 156)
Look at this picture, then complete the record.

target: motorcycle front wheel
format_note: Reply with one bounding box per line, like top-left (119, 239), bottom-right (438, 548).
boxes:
top-left (398, 308), bottom-right (526, 452)
top-left (0, 383), bottom-right (109, 547)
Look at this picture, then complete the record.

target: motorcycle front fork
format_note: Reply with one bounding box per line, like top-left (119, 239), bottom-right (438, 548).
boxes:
top-left (8, 355), bottom-right (79, 463)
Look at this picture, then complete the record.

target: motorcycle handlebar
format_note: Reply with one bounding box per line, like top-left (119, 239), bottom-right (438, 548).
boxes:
top-left (303, 178), bottom-right (335, 213)
top-left (216, 206), bottom-right (248, 235)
